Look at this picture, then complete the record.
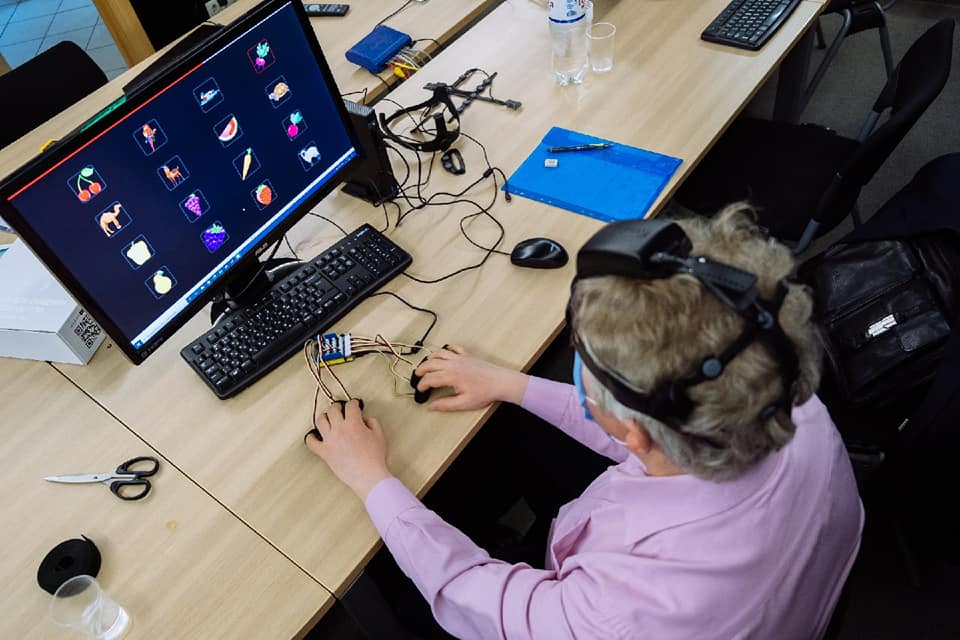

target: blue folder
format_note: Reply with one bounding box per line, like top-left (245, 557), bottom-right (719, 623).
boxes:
top-left (505, 127), bottom-right (682, 222)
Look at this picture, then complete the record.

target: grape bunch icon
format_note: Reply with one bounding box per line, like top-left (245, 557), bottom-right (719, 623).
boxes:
top-left (184, 193), bottom-right (203, 217)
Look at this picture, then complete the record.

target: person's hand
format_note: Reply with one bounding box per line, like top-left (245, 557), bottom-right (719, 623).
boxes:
top-left (414, 345), bottom-right (528, 411)
top-left (304, 399), bottom-right (391, 500)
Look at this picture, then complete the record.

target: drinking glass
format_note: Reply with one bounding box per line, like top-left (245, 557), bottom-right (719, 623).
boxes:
top-left (588, 22), bottom-right (617, 73)
top-left (50, 575), bottom-right (130, 640)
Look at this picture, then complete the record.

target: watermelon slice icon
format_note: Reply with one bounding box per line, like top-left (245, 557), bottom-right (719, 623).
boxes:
top-left (218, 116), bottom-right (239, 142)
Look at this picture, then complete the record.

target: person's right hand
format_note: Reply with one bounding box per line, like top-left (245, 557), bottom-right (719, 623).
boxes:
top-left (414, 345), bottom-right (529, 411)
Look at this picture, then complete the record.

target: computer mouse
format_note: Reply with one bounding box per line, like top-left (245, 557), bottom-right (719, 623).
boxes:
top-left (303, 399), bottom-right (365, 442)
top-left (410, 345), bottom-right (451, 403)
top-left (510, 237), bottom-right (569, 269)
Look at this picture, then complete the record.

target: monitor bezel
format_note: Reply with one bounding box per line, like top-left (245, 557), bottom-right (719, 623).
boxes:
top-left (0, 0), bottom-right (361, 365)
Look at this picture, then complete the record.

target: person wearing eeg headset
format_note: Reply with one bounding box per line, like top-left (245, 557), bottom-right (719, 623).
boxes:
top-left (305, 205), bottom-right (863, 639)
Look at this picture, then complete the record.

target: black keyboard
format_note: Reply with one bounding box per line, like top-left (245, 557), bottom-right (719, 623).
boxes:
top-left (181, 224), bottom-right (411, 398)
top-left (701, 0), bottom-right (802, 50)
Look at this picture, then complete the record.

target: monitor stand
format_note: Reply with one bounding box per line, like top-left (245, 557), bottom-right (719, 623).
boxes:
top-left (208, 255), bottom-right (301, 325)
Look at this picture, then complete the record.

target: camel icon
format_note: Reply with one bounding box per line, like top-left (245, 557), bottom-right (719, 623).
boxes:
top-left (98, 203), bottom-right (126, 237)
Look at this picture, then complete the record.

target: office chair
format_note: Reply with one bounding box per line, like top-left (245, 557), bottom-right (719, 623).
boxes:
top-left (804, 0), bottom-right (897, 113)
top-left (802, 152), bottom-right (960, 590)
top-left (674, 18), bottom-right (954, 254)
top-left (0, 41), bottom-right (108, 149)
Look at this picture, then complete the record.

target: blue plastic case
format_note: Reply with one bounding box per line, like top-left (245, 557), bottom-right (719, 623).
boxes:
top-left (345, 25), bottom-right (413, 72)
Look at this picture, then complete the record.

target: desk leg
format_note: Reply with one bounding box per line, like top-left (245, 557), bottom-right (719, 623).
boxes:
top-left (773, 28), bottom-right (815, 123)
top-left (340, 571), bottom-right (409, 639)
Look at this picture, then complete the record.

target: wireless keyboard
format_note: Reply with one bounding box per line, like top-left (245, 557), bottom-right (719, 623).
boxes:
top-left (701, 0), bottom-right (802, 51)
top-left (180, 224), bottom-right (411, 398)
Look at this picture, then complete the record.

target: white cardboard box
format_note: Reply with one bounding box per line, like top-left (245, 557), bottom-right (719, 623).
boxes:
top-left (0, 239), bottom-right (105, 364)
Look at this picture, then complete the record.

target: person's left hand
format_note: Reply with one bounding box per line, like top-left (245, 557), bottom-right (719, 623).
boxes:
top-left (304, 399), bottom-right (391, 500)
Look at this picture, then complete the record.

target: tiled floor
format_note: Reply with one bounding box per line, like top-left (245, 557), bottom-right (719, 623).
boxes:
top-left (0, 0), bottom-right (127, 79)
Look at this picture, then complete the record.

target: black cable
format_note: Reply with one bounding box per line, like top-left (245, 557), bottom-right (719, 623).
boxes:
top-left (340, 87), bottom-right (369, 104)
top-left (365, 68), bottom-right (392, 94)
top-left (412, 37), bottom-right (441, 49)
top-left (308, 212), bottom-right (348, 236)
top-left (367, 291), bottom-right (438, 349)
top-left (375, 0), bottom-right (415, 26)
top-left (228, 237), bottom-right (283, 301)
top-left (378, 97), bottom-right (447, 157)
top-left (349, 174), bottom-right (403, 234)
top-left (379, 198), bottom-right (403, 233)
top-left (374, 84), bottom-right (515, 281)
top-left (389, 131), bottom-right (509, 247)
top-left (283, 234), bottom-right (300, 260)
top-left (383, 141), bottom-right (439, 222)
top-left (400, 168), bottom-right (508, 283)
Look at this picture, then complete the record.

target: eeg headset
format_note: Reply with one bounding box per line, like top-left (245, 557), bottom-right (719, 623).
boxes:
top-left (567, 219), bottom-right (800, 445)
top-left (379, 85), bottom-right (461, 153)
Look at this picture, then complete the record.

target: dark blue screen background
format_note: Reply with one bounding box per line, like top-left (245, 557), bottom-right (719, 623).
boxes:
top-left (8, 2), bottom-right (355, 349)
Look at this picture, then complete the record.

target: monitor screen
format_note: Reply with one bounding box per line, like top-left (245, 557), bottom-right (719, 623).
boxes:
top-left (0, 0), bottom-right (358, 363)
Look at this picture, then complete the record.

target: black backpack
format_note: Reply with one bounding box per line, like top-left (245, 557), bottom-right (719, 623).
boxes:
top-left (801, 235), bottom-right (960, 424)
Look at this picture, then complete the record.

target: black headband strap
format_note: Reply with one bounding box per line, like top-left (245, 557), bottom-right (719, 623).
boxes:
top-left (378, 86), bottom-right (461, 152)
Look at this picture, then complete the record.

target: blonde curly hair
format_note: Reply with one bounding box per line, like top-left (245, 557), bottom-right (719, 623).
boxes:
top-left (570, 204), bottom-right (823, 481)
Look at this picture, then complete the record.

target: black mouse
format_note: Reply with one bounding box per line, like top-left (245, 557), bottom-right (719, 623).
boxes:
top-left (304, 399), bottom-right (364, 442)
top-left (410, 345), bottom-right (451, 403)
top-left (510, 238), bottom-right (568, 269)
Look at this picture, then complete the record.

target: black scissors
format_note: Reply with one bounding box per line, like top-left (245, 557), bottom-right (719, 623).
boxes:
top-left (45, 456), bottom-right (160, 501)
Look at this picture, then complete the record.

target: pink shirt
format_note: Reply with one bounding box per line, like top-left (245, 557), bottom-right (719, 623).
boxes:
top-left (365, 376), bottom-right (863, 639)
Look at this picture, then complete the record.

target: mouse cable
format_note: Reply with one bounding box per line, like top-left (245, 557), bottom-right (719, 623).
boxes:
top-left (459, 130), bottom-right (511, 203)
top-left (365, 290), bottom-right (438, 352)
top-left (375, 98), bottom-right (514, 278)
top-left (376, 97), bottom-right (508, 221)
top-left (379, 123), bottom-right (488, 225)
top-left (401, 131), bottom-right (511, 227)
top-left (387, 130), bottom-right (511, 259)
top-left (391, 149), bottom-right (488, 226)
top-left (399, 166), bottom-right (507, 284)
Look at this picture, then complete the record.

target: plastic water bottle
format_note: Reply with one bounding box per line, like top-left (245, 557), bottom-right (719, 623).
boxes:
top-left (549, 0), bottom-right (589, 85)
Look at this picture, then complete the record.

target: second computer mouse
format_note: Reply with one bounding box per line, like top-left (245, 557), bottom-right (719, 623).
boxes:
top-left (510, 237), bottom-right (569, 269)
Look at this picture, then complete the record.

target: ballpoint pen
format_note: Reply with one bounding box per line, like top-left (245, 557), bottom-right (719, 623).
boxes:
top-left (546, 143), bottom-right (613, 152)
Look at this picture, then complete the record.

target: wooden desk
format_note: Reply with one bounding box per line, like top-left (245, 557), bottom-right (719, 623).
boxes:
top-left (210, 0), bottom-right (503, 104)
top-left (0, 358), bottom-right (331, 639)
top-left (40, 0), bottom-right (824, 601)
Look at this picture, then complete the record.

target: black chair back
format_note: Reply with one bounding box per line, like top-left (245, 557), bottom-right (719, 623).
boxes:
top-left (0, 41), bottom-right (108, 149)
top-left (818, 19), bottom-right (955, 229)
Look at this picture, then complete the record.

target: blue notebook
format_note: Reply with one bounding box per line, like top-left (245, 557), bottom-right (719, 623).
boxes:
top-left (506, 127), bottom-right (682, 222)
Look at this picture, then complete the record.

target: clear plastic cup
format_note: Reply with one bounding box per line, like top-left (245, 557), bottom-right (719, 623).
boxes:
top-left (588, 22), bottom-right (617, 73)
top-left (50, 575), bottom-right (130, 640)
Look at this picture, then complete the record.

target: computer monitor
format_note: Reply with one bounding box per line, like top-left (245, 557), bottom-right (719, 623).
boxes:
top-left (0, 0), bottom-right (359, 364)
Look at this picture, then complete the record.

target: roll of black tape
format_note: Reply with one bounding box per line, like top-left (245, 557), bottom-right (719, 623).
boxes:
top-left (37, 536), bottom-right (101, 594)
